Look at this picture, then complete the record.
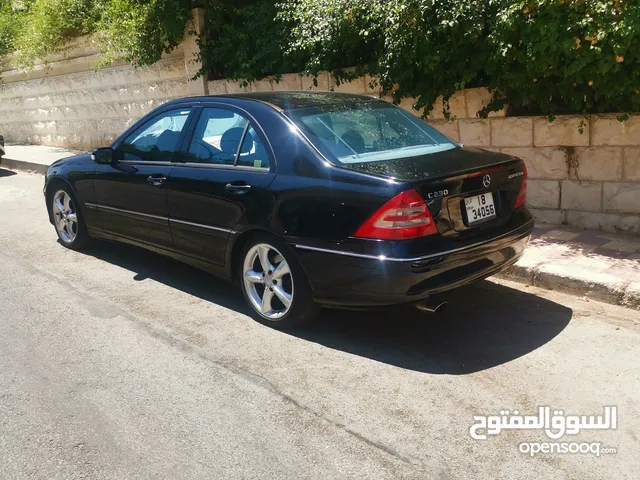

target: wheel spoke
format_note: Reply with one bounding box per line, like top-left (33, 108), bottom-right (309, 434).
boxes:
top-left (261, 288), bottom-right (274, 314)
top-left (272, 260), bottom-right (290, 279)
top-left (66, 213), bottom-right (77, 223)
top-left (54, 198), bottom-right (64, 214)
top-left (63, 193), bottom-right (71, 212)
top-left (56, 217), bottom-right (66, 232)
top-left (244, 269), bottom-right (263, 284)
top-left (257, 245), bottom-right (273, 273)
top-left (272, 285), bottom-right (292, 308)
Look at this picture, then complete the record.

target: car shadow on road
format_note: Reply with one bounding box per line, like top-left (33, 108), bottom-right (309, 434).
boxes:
top-left (80, 240), bottom-right (572, 375)
top-left (297, 282), bottom-right (572, 374)
top-left (0, 168), bottom-right (18, 178)
top-left (79, 241), bottom-right (250, 314)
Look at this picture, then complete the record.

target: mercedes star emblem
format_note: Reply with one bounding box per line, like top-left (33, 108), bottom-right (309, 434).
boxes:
top-left (482, 174), bottom-right (491, 188)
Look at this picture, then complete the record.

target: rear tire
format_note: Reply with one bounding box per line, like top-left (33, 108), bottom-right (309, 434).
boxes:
top-left (50, 185), bottom-right (90, 250)
top-left (239, 233), bottom-right (319, 328)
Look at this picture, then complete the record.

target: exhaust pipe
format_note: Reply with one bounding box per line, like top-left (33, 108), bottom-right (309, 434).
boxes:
top-left (416, 300), bottom-right (448, 313)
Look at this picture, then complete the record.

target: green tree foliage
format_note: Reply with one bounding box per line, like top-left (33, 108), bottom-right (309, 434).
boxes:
top-left (0, 0), bottom-right (23, 60)
top-left (278, 0), bottom-right (386, 77)
top-left (1, 0), bottom-right (638, 118)
top-left (13, 0), bottom-right (99, 66)
top-left (197, 0), bottom-right (299, 82)
top-left (275, 0), bottom-right (640, 117)
top-left (97, 0), bottom-right (192, 66)
top-left (0, 0), bottom-right (191, 67)
top-left (484, 0), bottom-right (640, 116)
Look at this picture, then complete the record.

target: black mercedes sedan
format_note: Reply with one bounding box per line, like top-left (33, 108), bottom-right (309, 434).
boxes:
top-left (44, 92), bottom-right (533, 327)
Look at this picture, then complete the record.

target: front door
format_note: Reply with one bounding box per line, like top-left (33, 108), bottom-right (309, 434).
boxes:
top-left (166, 106), bottom-right (276, 267)
top-left (93, 107), bottom-right (194, 250)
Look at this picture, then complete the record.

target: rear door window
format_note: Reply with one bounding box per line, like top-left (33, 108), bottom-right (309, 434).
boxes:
top-left (235, 126), bottom-right (269, 170)
top-left (185, 107), bottom-right (270, 171)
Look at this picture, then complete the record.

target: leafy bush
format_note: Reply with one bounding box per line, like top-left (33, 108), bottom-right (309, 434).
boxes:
top-left (198, 0), bottom-right (300, 82)
top-left (11, 0), bottom-right (99, 66)
top-left (97, 0), bottom-right (192, 66)
top-left (278, 0), bottom-right (640, 118)
top-left (378, 0), bottom-right (495, 116)
top-left (277, 0), bottom-right (385, 78)
top-left (1, 0), bottom-right (639, 118)
top-left (484, 0), bottom-right (640, 116)
top-left (0, 0), bottom-right (24, 60)
top-left (0, 0), bottom-right (191, 68)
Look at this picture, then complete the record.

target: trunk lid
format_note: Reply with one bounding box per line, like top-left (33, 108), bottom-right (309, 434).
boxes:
top-left (343, 146), bottom-right (526, 238)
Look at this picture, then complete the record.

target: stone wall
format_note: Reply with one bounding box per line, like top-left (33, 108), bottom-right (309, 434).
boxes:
top-left (1, 25), bottom-right (638, 234)
top-left (454, 111), bottom-right (640, 236)
top-left (0, 10), bottom-right (206, 149)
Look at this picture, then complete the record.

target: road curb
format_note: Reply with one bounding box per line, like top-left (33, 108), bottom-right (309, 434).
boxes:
top-left (0, 157), bottom-right (48, 175)
top-left (496, 263), bottom-right (640, 311)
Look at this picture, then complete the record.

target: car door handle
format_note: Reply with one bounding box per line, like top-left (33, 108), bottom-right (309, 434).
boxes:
top-left (147, 175), bottom-right (167, 186)
top-left (225, 183), bottom-right (251, 194)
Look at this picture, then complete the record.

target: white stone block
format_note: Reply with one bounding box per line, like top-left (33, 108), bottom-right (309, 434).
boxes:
top-left (458, 119), bottom-right (491, 147)
top-left (592, 114), bottom-right (640, 146)
top-left (491, 118), bottom-right (533, 147)
top-left (572, 147), bottom-right (623, 181)
top-left (603, 182), bottom-right (640, 214)
top-left (561, 180), bottom-right (602, 211)
top-left (527, 180), bottom-right (561, 209)
top-left (502, 147), bottom-right (568, 180)
top-left (534, 115), bottom-right (589, 147)
top-left (623, 148), bottom-right (640, 181)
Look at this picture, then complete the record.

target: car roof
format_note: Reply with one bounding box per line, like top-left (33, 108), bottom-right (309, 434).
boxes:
top-left (228, 91), bottom-right (383, 110)
top-left (165, 91), bottom-right (385, 112)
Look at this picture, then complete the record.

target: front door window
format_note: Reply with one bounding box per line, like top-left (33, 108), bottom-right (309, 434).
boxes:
top-left (118, 108), bottom-right (191, 162)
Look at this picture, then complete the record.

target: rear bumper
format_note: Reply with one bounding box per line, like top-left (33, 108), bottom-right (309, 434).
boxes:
top-left (294, 210), bottom-right (534, 308)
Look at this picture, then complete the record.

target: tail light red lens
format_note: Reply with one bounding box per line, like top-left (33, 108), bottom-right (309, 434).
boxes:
top-left (353, 188), bottom-right (438, 240)
top-left (514, 161), bottom-right (528, 209)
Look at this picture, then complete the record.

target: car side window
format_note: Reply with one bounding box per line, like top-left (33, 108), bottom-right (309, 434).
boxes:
top-left (117, 108), bottom-right (191, 162)
top-left (186, 108), bottom-right (248, 165)
top-left (236, 126), bottom-right (269, 170)
top-left (186, 107), bottom-right (270, 169)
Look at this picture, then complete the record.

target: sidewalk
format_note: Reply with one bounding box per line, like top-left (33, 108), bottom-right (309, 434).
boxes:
top-left (0, 144), bottom-right (86, 174)
top-left (2, 144), bottom-right (639, 310)
top-left (499, 225), bottom-right (640, 309)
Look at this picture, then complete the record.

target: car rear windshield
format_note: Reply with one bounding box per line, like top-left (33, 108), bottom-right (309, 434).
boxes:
top-left (286, 101), bottom-right (457, 165)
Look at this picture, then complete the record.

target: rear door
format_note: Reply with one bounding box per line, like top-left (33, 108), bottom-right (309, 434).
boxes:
top-left (166, 105), bottom-right (276, 267)
top-left (93, 106), bottom-right (194, 249)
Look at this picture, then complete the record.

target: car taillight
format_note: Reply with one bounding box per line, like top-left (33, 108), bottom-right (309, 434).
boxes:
top-left (514, 161), bottom-right (528, 208)
top-left (353, 188), bottom-right (437, 240)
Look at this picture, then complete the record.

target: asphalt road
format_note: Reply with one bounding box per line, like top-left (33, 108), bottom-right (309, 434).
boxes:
top-left (1, 168), bottom-right (639, 479)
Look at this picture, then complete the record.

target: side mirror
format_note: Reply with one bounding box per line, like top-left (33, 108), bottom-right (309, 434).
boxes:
top-left (92, 147), bottom-right (116, 165)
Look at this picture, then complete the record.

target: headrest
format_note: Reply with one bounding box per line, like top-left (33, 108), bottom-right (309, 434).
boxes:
top-left (220, 127), bottom-right (253, 155)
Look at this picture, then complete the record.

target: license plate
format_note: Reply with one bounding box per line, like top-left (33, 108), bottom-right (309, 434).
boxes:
top-left (464, 193), bottom-right (496, 225)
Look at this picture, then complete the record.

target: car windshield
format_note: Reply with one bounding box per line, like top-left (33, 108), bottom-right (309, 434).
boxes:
top-left (286, 101), bottom-right (457, 164)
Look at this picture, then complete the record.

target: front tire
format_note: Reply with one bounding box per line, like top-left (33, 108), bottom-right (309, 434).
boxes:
top-left (50, 186), bottom-right (90, 250)
top-left (239, 234), bottom-right (319, 328)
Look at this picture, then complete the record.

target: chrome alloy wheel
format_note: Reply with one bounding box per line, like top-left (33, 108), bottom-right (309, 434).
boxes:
top-left (243, 243), bottom-right (294, 320)
top-left (52, 190), bottom-right (78, 244)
